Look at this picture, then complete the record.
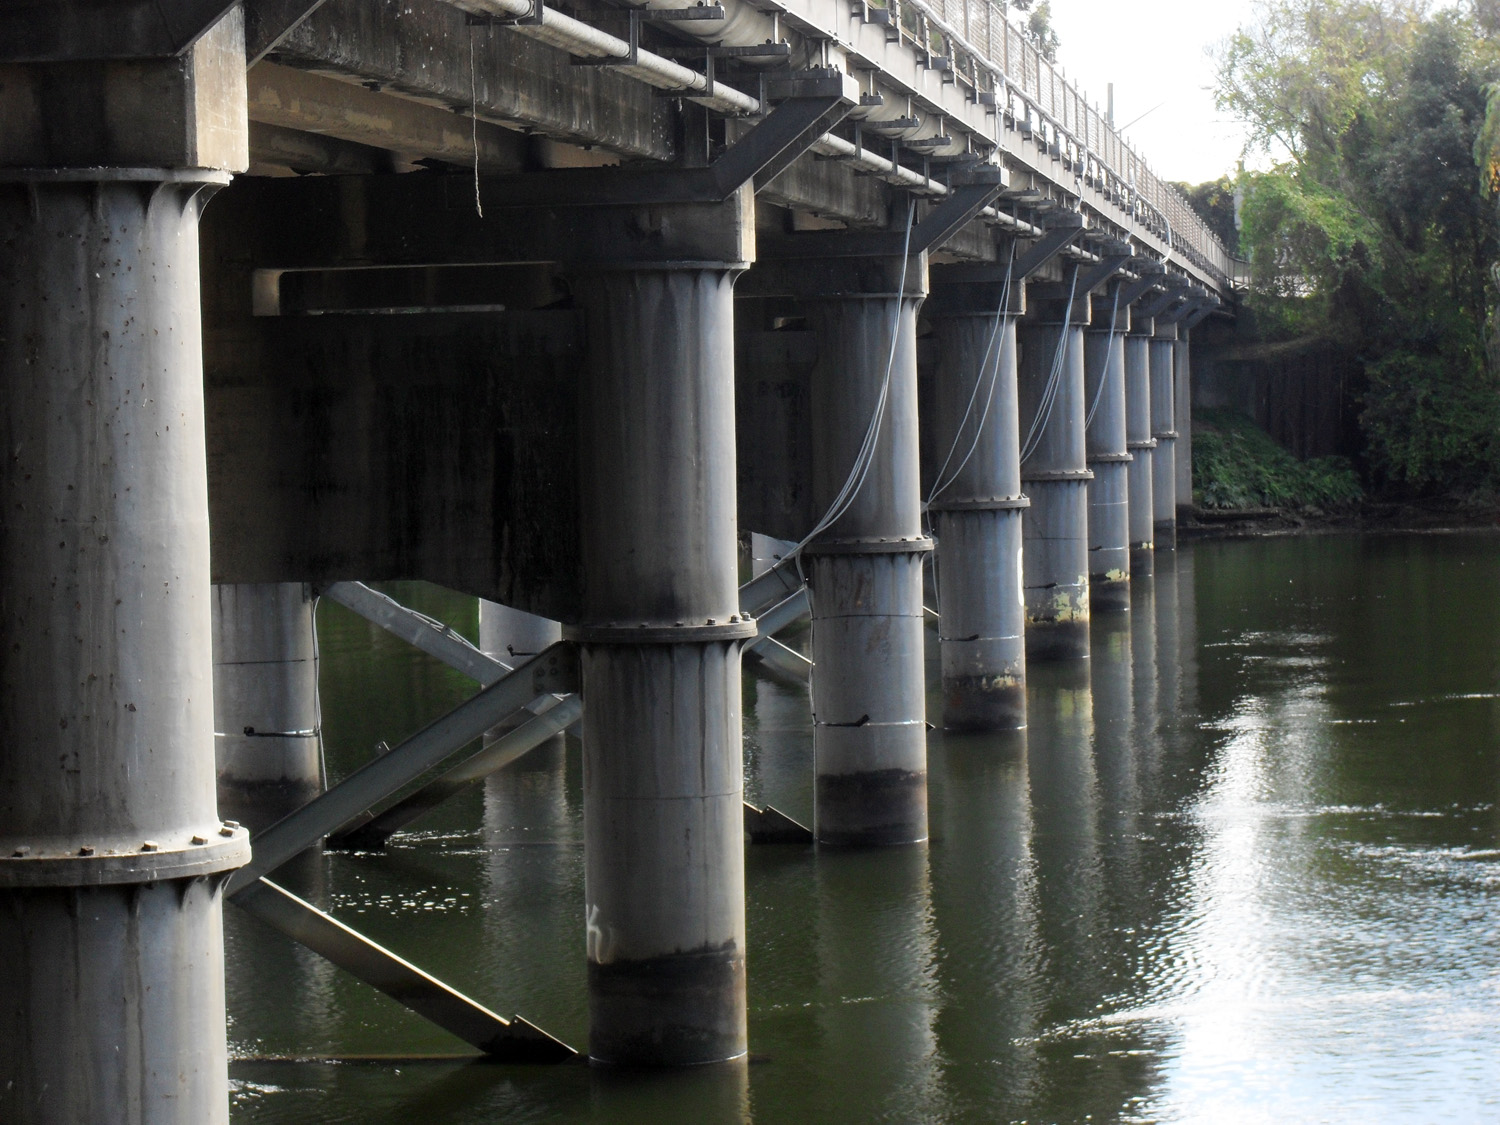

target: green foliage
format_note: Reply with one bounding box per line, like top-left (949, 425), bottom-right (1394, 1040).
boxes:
top-left (1216, 1), bottom-right (1500, 492)
top-left (1361, 350), bottom-right (1500, 487)
top-left (1194, 409), bottom-right (1364, 509)
top-left (1010, 0), bottom-right (1059, 62)
top-left (1171, 176), bottom-right (1241, 255)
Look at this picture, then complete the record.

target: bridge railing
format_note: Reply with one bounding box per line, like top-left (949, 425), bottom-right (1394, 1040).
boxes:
top-left (871, 0), bottom-right (1232, 287)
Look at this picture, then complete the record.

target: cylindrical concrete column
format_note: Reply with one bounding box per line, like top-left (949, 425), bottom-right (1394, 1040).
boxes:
top-left (1018, 281), bottom-right (1093, 661)
top-left (1083, 289), bottom-right (1131, 615)
top-left (1124, 319), bottom-right (1156, 577)
top-left (1150, 322), bottom-right (1178, 551)
top-left (0, 171), bottom-right (249, 1123)
top-left (926, 268), bottom-right (1028, 731)
top-left (804, 273), bottom-right (931, 845)
top-left (1174, 328), bottom-right (1194, 517)
top-left (570, 264), bottom-right (751, 1065)
top-left (213, 582), bottom-right (322, 831)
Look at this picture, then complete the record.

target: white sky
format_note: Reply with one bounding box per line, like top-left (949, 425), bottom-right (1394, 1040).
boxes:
top-left (1042, 1), bottom-right (1260, 185)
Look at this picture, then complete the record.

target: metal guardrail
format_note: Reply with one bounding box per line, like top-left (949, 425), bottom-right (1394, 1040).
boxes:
top-left (870, 0), bottom-right (1233, 287)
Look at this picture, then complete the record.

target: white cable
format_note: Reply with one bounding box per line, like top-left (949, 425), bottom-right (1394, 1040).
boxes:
top-left (1083, 285), bottom-right (1122, 431)
top-left (1019, 265), bottom-right (1079, 464)
top-left (925, 241), bottom-right (1017, 510)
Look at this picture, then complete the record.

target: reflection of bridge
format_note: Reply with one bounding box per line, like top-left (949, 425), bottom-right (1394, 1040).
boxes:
top-left (0, 0), bottom-right (1233, 1114)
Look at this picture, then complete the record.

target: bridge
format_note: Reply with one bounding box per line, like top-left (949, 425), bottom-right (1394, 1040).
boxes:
top-left (0, 0), bottom-right (1233, 1118)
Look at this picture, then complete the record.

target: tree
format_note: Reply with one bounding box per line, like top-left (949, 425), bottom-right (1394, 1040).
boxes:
top-left (1216, 0), bottom-right (1500, 491)
top-left (1010, 1), bottom-right (1059, 63)
top-left (1171, 177), bottom-right (1241, 254)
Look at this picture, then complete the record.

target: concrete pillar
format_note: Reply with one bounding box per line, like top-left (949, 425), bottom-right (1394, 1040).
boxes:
top-left (1123, 317), bottom-right (1157, 578)
top-left (1017, 279), bottom-right (1093, 661)
top-left (803, 264), bottom-right (931, 845)
top-left (1174, 328), bottom-right (1194, 517)
top-left (1150, 322), bottom-right (1179, 551)
top-left (212, 583), bottom-right (322, 831)
top-left (926, 266), bottom-right (1028, 731)
top-left (1082, 286), bottom-right (1132, 615)
top-left (0, 173), bottom-right (250, 1122)
top-left (570, 263), bottom-right (751, 1065)
top-left (0, 13), bottom-right (250, 1114)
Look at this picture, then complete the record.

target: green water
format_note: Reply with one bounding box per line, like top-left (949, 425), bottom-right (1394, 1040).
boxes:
top-left (227, 534), bottom-right (1500, 1123)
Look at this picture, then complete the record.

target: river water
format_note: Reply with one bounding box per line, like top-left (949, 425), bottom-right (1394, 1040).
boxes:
top-left (226, 534), bottom-right (1500, 1123)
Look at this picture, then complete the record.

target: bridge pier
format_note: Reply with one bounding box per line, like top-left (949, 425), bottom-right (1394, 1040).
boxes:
top-left (212, 583), bottom-right (323, 832)
top-left (1083, 285), bottom-right (1132, 615)
top-left (797, 252), bottom-right (932, 846)
top-left (926, 265), bottom-right (1028, 731)
top-left (570, 260), bottom-right (752, 1065)
top-left (1018, 276), bottom-right (1093, 662)
top-left (1150, 322), bottom-right (1179, 551)
top-left (1174, 327), bottom-right (1195, 521)
top-left (1124, 312), bottom-right (1157, 577)
top-left (0, 15), bottom-right (250, 1121)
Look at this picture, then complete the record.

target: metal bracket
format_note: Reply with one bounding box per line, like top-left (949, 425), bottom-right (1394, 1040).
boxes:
top-left (464, 0), bottom-right (543, 26)
top-left (1073, 250), bottom-right (1133, 295)
top-left (1011, 210), bottom-right (1086, 280)
top-left (571, 4), bottom-right (725, 68)
top-left (1117, 261), bottom-right (1167, 307)
top-left (714, 68), bottom-right (859, 194)
top-left (908, 164), bottom-right (1008, 255)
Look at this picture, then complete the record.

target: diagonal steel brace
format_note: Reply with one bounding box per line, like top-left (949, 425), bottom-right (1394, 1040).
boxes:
top-left (235, 877), bottom-right (577, 1062)
top-left (225, 641), bottom-right (579, 895)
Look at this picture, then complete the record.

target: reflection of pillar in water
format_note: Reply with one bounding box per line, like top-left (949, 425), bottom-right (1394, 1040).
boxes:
top-left (480, 715), bottom-right (579, 1036)
top-left (812, 847), bottom-right (944, 1121)
top-left (213, 582), bottom-right (323, 833)
top-left (1174, 545), bottom-right (1200, 720)
top-left (1128, 574), bottom-right (1163, 798)
top-left (1154, 552), bottom-right (1183, 719)
top-left (928, 730), bottom-right (1042, 1111)
top-left (1025, 663), bottom-right (1103, 1023)
top-left (1090, 612), bottom-right (1142, 889)
top-left (589, 1055), bottom-right (750, 1124)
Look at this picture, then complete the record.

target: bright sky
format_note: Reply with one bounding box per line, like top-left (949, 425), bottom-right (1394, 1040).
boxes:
top-left (1042, 0), bottom-right (1260, 185)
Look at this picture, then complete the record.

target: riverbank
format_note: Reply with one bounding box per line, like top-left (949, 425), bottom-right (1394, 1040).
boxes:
top-left (1180, 494), bottom-right (1500, 539)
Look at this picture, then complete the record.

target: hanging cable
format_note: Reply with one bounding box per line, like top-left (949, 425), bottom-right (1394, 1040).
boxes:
top-left (1019, 264), bottom-right (1080, 465)
top-left (785, 195), bottom-right (919, 584)
top-left (925, 240), bottom-right (1017, 512)
top-left (1083, 284), bottom-right (1122, 431)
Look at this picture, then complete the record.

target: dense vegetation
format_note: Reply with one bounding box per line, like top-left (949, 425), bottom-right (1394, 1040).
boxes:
top-left (1212, 0), bottom-right (1500, 495)
top-left (1193, 409), bottom-right (1364, 510)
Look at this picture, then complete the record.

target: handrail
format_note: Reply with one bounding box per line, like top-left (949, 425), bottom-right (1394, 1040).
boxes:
top-left (878, 0), bottom-right (1230, 285)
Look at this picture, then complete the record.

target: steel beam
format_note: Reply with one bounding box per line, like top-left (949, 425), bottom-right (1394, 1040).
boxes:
top-left (224, 643), bottom-right (579, 895)
top-left (328, 694), bottom-right (581, 848)
top-left (323, 580), bottom-right (511, 684)
top-left (234, 878), bottom-right (576, 1061)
